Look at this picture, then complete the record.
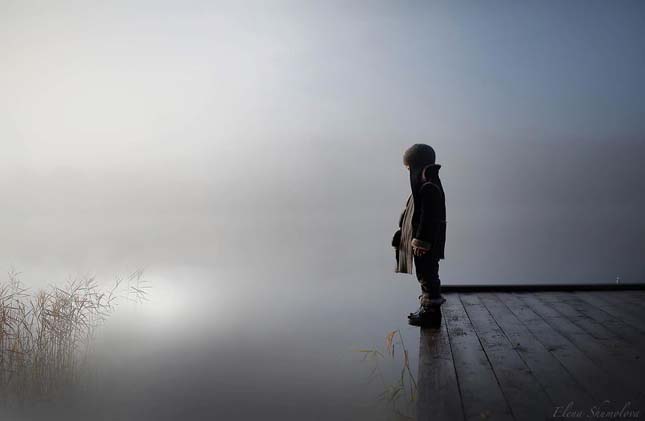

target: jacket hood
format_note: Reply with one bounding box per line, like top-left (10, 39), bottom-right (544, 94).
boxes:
top-left (410, 164), bottom-right (442, 205)
top-left (421, 164), bottom-right (441, 182)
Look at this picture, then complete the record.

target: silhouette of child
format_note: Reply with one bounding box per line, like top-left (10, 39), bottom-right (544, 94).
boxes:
top-left (392, 144), bottom-right (447, 326)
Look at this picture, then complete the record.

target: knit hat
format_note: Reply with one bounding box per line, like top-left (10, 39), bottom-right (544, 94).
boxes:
top-left (403, 144), bottom-right (436, 168)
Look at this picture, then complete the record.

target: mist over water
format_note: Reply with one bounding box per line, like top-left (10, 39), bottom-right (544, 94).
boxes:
top-left (2, 1), bottom-right (645, 419)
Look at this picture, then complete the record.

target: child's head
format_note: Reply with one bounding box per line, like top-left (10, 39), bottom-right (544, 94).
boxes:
top-left (403, 144), bottom-right (435, 169)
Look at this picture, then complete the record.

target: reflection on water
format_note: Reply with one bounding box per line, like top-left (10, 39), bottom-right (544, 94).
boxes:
top-left (0, 265), bottom-right (421, 421)
top-left (357, 313), bottom-right (450, 421)
top-left (357, 329), bottom-right (417, 420)
top-left (416, 313), bottom-right (463, 421)
top-left (0, 270), bottom-right (147, 405)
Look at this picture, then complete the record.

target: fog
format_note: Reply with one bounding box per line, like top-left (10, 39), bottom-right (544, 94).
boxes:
top-left (1, 1), bottom-right (644, 419)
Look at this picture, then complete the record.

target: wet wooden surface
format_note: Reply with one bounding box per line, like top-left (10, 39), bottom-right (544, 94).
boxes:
top-left (417, 291), bottom-right (645, 421)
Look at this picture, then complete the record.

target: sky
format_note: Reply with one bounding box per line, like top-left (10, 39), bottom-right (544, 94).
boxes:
top-left (1, 0), bottom-right (645, 283)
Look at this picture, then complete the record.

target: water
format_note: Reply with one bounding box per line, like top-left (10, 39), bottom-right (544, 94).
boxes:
top-left (2, 143), bottom-right (644, 419)
top-left (2, 262), bottom-right (424, 420)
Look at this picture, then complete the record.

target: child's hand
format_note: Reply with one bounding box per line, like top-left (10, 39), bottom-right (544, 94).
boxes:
top-left (413, 246), bottom-right (429, 256)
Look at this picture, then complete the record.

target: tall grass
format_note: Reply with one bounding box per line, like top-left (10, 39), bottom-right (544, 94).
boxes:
top-left (356, 329), bottom-right (417, 420)
top-left (0, 269), bottom-right (147, 403)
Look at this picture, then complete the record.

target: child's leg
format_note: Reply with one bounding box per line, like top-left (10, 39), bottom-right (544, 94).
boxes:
top-left (415, 256), bottom-right (443, 307)
top-left (409, 256), bottom-right (444, 325)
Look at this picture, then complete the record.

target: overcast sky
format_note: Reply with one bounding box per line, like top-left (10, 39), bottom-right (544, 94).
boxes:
top-left (1, 0), bottom-right (644, 285)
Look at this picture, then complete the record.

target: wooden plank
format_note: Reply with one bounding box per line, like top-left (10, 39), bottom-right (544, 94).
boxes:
top-left (592, 291), bottom-right (645, 316)
top-left (610, 291), bottom-right (645, 309)
top-left (442, 294), bottom-right (514, 421)
top-left (536, 293), bottom-right (645, 382)
top-left (416, 313), bottom-right (465, 421)
top-left (555, 292), bottom-right (645, 353)
top-left (628, 290), bottom-right (645, 302)
top-left (537, 292), bottom-right (615, 339)
top-left (458, 293), bottom-right (553, 421)
top-left (598, 291), bottom-right (645, 318)
top-left (522, 293), bottom-right (644, 406)
top-left (498, 293), bottom-right (630, 406)
top-left (575, 292), bottom-right (645, 335)
top-left (441, 284), bottom-right (645, 292)
top-left (478, 293), bottom-right (596, 412)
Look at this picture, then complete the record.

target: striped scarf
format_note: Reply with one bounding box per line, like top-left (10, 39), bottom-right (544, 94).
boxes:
top-left (396, 194), bottom-right (415, 274)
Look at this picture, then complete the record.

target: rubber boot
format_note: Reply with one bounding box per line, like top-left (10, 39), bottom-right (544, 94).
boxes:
top-left (408, 295), bottom-right (446, 327)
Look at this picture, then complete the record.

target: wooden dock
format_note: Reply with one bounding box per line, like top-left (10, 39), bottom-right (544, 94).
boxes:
top-left (417, 290), bottom-right (645, 421)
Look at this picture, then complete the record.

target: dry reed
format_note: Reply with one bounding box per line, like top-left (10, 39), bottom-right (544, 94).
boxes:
top-left (356, 329), bottom-right (417, 420)
top-left (0, 268), bottom-right (147, 404)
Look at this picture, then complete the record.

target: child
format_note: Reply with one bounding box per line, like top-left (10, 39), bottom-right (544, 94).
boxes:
top-left (392, 144), bottom-right (447, 326)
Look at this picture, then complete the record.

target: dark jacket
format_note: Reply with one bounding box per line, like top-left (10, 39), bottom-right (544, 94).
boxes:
top-left (393, 164), bottom-right (446, 260)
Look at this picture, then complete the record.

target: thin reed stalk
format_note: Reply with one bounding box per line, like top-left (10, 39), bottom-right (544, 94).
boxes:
top-left (0, 269), bottom-right (147, 403)
top-left (355, 329), bottom-right (417, 421)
